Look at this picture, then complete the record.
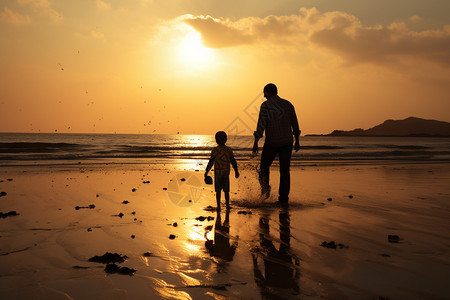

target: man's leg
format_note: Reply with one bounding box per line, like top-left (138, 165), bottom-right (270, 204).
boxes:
top-left (278, 143), bottom-right (293, 203)
top-left (259, 144), bottom-right (278, 198)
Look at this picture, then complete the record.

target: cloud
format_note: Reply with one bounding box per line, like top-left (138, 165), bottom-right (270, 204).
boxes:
top-left (181, 8), bottom-right (450, 67)
top-left (17, 0), bottom-right (63, 22)
top-left (184, 16), bottom-right (253, 48)
top-left (0, 7), bottom-right (31, 24)
top-left (96, 0), bottom-right (111, 10)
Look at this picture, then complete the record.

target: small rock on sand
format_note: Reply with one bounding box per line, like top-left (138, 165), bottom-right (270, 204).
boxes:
top-left (88, 252), bottom-right (127, 264)
top-left (348, 195), bottom-right (353, 199)
top-left (169, 234), bottom-right (176, 239)
top-left (180, 178), bottom-right (186, 182)
top-left (122, 200), bottom-right (130, 204)
top-left (132, 188), bottom-right (137, 192)
top-left (388, 235), bottom-right (401, 243)
top-left (142, 181), bottom-right (150, 184)
top-left (196, 216), bottom-right (214, 221)
top-left (104, 263), bottom-right (136, 276)
top-left (6, 179), bottom-right (13, 181)
top-left (131, 235), bottom-right (135, 239)
top-left (0, 211), bottom-right (20, 218)
top-left (327, 198), bottom-right (332, 201)
top-left (320, 241), bottom-right (348, 249)
top-left (173, 222), bottom-right (178, 227)
top-left (163, 187), bottom-right (167, 190)
top-left (143, 252), bottom-right (152, 257)
top-left (0, 192), bottom-right (7, 197)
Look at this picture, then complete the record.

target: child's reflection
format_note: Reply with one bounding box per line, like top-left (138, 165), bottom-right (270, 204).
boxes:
top-left (205, 209), bottom-right (238, 263)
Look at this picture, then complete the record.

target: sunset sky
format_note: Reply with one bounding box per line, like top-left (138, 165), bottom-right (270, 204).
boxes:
top-left (1, 0), bottom-right (449, 135)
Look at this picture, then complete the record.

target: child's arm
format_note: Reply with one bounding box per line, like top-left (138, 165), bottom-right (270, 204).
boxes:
top-left (205, 154), bottom-right (215, 177)
top-left (230, 156), bottom-right (239, 178)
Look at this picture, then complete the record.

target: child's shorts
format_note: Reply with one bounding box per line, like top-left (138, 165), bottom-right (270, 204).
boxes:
top-left (214, 174), bottom-right (230, 193)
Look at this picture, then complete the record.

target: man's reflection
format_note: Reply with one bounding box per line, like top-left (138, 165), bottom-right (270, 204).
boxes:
top-left (205, 209), bottom-right (238, 263)
top-left (252, 209), bottom-right (300, 297)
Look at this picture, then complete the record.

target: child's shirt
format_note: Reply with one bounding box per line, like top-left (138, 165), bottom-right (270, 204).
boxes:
top-left (210, 145), bottom-right (235, 175)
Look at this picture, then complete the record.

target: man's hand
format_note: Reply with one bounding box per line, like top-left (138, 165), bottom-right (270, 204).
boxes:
top-left (294, 141), bottom-right (300, 152)
top-left (235, 171), bottom-right (240, 179)
top-left (252, 141), bottom-right (258, 157)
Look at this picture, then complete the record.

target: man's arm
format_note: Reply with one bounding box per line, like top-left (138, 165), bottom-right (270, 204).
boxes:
top-left (253, 103), bottom-right (268, 155)
top-left (290, 103), bottom-right (301, 152)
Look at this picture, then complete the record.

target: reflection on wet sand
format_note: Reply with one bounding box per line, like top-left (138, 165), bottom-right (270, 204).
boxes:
top-left (205, 209), bottom-right (238, 269)
top-left (252, 208), bottom-right (300, 298)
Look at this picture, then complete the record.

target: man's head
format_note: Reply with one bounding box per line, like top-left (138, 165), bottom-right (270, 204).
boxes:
top-left (215, 131), bottom-right (227, 146)
top-left (263, 83), bottom-right (278, 98)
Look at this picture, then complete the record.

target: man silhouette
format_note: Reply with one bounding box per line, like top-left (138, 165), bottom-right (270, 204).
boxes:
top-left (252, 83), bottom-right (300, 204)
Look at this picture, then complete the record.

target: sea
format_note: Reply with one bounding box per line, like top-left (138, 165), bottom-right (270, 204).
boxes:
top-left (1, 133), bottom-right (450, 167)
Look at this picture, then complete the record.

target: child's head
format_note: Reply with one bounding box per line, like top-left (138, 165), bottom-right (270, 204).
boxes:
top-left (215, 131), bottom-right (227, 146)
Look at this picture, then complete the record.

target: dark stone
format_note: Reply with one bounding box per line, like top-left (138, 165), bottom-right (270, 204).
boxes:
top-left (132, 188), bottom-right (136, 192)
top-left (321, 241), bottom-right (337, 249)
top-left (131, 235), bottom-right (135, 239)
top-left (142, 181), bottom-right (150, 184)
top-left (104, 263), bottom-right (136, 276)
top-left (0, 192), bottom-right (7, 197)
top-left (388, 235), bottom-right (400, 243)
top-left (321, 241), bottom-right (349, 249)
top-left (327, 198), bottom-right (332, 201)
top-left (88, 252), bottom-right (127, 264)
top-left (143, 252), bottom-right (152, 257)
top-left (131, 211), bottom-right (136, 215)
top-left (134, 218), bottom-right (137, 221)
top-left (180, 178), bottom-right (186, 182)
top-left (6, 179), bottom-right (13, 181)
top-left (96, 194), bottom-right (99, 197)
top-left (75, 204), bottom-right (95, 210)
top-left (169, 234), bottom-right (176, 239)
top-left (196, 216), bottom-right (206, 221)
top-left (0, 211), bottom-right (20, 218)
top-left (87, 228), bottom-right (92, 232)
top-left (348, 195), bottom-right (353, 199)
top-left (173, 222), bottom-right (178, 227)
top-left (163, 187), bottom-right (167, 190)
top-left (122, 200), bottom-right (130, 204)
top-left (117, 213), bottom-right (124, 218)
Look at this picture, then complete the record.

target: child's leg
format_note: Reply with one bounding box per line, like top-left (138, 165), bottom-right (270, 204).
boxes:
top-left (216, 191), bottom-right (221, 210)
top-left (224, 192), bottom-right (230, 209)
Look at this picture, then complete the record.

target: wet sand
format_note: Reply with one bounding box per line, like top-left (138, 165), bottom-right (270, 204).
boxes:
top-left (0, 163), bottom-right (449, 299)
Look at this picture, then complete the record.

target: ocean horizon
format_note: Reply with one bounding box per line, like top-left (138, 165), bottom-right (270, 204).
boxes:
top-left (1, 132), bottom-right (449, 167)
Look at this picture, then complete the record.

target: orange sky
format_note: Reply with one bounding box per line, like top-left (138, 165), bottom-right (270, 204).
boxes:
top-left (1, 0), bottom-right (450, 135)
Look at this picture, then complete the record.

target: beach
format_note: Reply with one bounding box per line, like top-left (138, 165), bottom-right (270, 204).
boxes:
top-left (1, 161), bottom-right (449, 299)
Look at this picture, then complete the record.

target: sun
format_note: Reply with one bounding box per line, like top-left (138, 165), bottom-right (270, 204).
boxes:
top-left (176, 29), bottom-right (214, 69)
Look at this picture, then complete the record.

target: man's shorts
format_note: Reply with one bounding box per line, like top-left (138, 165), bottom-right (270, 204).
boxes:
top-left (214, 173), bottom-right (230, 193)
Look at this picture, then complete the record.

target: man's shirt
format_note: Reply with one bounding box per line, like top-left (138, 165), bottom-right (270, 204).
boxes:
top-left (254, 96), bottom-right (300, 146)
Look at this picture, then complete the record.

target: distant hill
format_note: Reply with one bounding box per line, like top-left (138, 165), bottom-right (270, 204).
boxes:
top-left (318, 117), bottom-right (450, 137)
